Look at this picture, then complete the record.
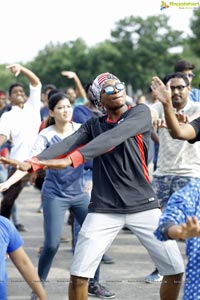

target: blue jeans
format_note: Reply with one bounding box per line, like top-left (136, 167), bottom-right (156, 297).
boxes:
top-left (38, 193), bottom-right (90, 282)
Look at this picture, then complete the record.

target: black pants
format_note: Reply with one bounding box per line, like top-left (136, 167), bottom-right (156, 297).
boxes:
top-left (0, 167), bottom-right (31, 219)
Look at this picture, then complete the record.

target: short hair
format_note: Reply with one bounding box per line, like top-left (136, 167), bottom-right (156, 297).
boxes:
top-left (43, 84), bottom-right (56, 94)
top-left (174, 60), bottom-right (195, 72)
top-left (162, 72), bottom-right (190, 86)
top-left (8, 83), bottom-right (24, 96)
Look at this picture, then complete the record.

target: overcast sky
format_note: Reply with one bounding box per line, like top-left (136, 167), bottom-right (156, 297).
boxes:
top-left (0, 0), bottom-right (194, 64)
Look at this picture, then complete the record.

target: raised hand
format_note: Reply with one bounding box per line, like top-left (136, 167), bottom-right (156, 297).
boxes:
top-left (6, 64), bottom-right (22, 77)
top-left (151, 76), bottom-right (172, 106)
top-left (177, 216), bottom-right (200, 239)
top-left (61, 71), bottom-right (76, 79)
top-left (175, 113), bottom-right (189, 124)
top-left (153, 118), bottom-right (167, 129)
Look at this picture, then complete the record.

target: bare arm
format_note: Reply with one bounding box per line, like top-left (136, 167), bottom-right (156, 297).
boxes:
top-left (35, 156), bottom-right (72, 169)
top-left (168, 216), bottom-right (200, 240)
top-left (0, 157), bottom-right (32, 172)
top-left (6, 64), bottom-right (40, 87)
top-left (10, 247), bottom-right (46, 300)
top-left (151, 76), bottom-right (196, 140)
top-left (61, 70), bottom-right (87, 102)
top-left (0, 155), bottom-right (72, 171)
top-left (0, 168), bottom-right (27, 192)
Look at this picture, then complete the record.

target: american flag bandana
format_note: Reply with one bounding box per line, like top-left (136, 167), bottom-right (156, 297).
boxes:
top-left (91, 72), bottom-right (119, 104)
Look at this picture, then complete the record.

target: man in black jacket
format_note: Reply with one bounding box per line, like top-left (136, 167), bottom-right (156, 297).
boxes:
top-left (2, 73), bottom-right (184, 300)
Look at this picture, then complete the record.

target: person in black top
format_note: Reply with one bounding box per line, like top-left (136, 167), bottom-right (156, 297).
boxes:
top-left (1, 73), bottom-right (184, 300)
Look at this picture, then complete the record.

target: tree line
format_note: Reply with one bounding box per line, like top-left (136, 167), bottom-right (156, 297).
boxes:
top-left (1, 10), bottom-right (200, 96)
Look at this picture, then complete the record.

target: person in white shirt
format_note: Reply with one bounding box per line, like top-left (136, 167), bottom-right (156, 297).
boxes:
top-left (0, 64), bottom-right (42, 231)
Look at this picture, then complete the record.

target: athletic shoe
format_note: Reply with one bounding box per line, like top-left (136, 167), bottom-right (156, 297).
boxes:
top-left (15, 223), bottom-right (28, 232)
top-left (29, 291), bottom-right (38, 300)
top-left (101, 254), bottom-right (114, 264)
top-left (145, 268), bottom-right (163, 283)
top-left (88, 282), bottom-right (115, 299)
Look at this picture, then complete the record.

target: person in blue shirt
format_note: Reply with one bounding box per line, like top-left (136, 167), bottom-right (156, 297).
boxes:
top-left (0, 215), bottom-right (46, 300)
top-left (154, 179), bottom-right (200, 300)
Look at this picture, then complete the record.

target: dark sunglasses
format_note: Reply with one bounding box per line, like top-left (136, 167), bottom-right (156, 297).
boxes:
top-left (187, 73), bottom-right (195, 78)
top-left (170, 85), bottom-right (188, 92)
top-left (102, 82), bottom-right (125, 95)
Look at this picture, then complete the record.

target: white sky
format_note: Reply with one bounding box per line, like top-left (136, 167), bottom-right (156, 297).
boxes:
top-left (0, 0), bottom-right (195, 64)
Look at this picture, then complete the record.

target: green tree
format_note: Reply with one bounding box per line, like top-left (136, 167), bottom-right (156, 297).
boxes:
top-left (190, 8), bottom-right (200, 56)
top-left (0, 65), bottom-right (14, 91)
top-left (1, 14), bottom-right (193, 96)
top-left (27, 38), bottom-right (90, 90)
top-left (110, 15), bottom-right (185, 93)
top-left (87, 41), bottom-right (122, 78)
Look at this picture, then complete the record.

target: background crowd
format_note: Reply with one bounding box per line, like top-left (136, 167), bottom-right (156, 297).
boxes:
top-left (0, 58), bottom-right (200, 300)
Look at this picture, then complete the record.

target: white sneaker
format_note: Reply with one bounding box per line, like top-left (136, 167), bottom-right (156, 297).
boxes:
top-left (145, 269), bottom-right (163, 283)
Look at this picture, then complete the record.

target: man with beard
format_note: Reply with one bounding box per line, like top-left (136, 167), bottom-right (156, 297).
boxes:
top-left (145, 72), bottom-right (200, 283)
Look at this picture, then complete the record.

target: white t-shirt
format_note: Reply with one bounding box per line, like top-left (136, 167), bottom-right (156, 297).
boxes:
top-left (0, 83), bottom-right (42, 161)
top-left (151, 99), bottom-right (200, 177)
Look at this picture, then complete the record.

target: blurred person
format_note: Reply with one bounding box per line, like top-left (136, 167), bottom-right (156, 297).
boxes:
top-left (145, 72), bottom-right (200, 283)
top-left (174, 59), bottom-right (200, 102)
top-left (136, 94), bottom-right (147, 105)
top-left (0, 215), bottom-right (46, 300)
top-left (0, 63), bottom-right (42, 232)
top-left (40, 84), bottom-right (56, 121)
top-left (154, 179), bottom-right (200, 300)
top-left (150, 74), bottom-right (200, 142)
top-left (0, 90), bottom-right (11, 117)
top-left (5, 72), bottom-right (185, 300)
top-left (62, 70), bottom-right (87, 106)
top-left (148, 86), bottom-right (160, 171)
top-left (0, 90), bottom-right (19, 230)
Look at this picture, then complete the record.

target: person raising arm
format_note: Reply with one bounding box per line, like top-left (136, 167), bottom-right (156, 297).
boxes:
top-left (151, 75), bottom-right (197, 141)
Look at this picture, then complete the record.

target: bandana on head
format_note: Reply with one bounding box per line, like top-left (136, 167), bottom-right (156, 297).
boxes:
top-left (90, 72), bottom-right (119, 106)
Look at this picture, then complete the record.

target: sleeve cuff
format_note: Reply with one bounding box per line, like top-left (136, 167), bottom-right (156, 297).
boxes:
top-left (69, 151), bottom-right (84, 168)
top-left (159, 221), bottom-right (176, 240)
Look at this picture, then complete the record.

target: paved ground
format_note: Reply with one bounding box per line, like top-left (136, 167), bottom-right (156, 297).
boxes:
top-left (6, 186), bottom-right (186, 300)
